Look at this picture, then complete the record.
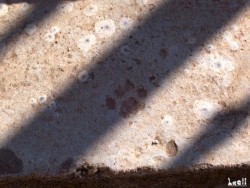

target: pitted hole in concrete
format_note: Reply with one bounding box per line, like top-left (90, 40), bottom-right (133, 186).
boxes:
top-left (165, 140), bottom-right (178, 157)
top-left (120, 97), bottom-right (145, 118)
top-left (0, 149), bottom-right (23, 175)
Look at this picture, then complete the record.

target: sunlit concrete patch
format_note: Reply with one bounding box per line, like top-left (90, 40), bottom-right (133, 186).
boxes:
top-left (0, 0), bottom-right (249, 176)
top-left (0, 3), bottom-right (8, 17)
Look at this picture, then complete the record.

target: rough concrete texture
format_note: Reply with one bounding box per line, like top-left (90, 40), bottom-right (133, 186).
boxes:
top-left (0, 0), bottom-right (249, 176)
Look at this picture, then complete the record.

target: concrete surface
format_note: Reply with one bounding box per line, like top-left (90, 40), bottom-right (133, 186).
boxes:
top-left (0, 0), bottom-right (249, 176)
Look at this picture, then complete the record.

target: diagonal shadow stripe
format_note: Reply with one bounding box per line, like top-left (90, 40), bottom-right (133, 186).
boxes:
top-left (0, 0), bottom-right (249, 175)
top-left (0, 0), bottom-right (70, 54)
top-left (167, 97), bottom-right (250, 168)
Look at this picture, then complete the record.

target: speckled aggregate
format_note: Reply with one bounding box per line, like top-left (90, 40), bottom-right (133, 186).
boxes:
top-left (0, 0), bottom-right (249, 176)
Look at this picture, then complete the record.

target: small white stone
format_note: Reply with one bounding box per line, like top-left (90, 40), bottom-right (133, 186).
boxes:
top-left (161, 115), bottom-right (174, 126)
top-left (77, 34), bottom-right (96, 52)
top-left (57, 2), bottom-right (74, 13)
top-left (228, 41), bottom-right (240, 51)
top-left (230, 24), bottom-right (239, 32)
top-left (24, 24), bottom-right (37, 35)
top-left (222, 31), bottom-right (240, 51)
top-left (78, 70), bottom-right (89, 83)
top-left (38, 95), bottom-right (47, 104)
top-left (0, 3), bottom-right (8, 17)
top-left (205, 43), bottom-right (216, 52)
top-left (194, 100), bottom-right (220, 119)
top-left (119, 17), bottom-right (134, 30)
top-left (83, 4), bottom-right (98, 17)
top-left (95, 19), bottom-right (116, 38)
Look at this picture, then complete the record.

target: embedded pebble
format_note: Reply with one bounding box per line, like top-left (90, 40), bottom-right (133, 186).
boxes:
top-left (57, 2), bottom-right (74, 13)
top-left (193, 100), bottom-right (220, 119)
top-left (77, 34), bottom-right (96, 52)
top-left (161, 115), bottom-right (174, 126)
top-left (24, 24), bottom-right (37, 35)
top-left (38, 95), bottom-right (47, 104)
top-left (165, 140), bottom-right (178, 157)
top-left (0, 3), bottom-right (8, 17)
top-left (227, 41), bottom-right (240, 51)
top-left (77, 70), bottom-right (89, 83)
top-left (83, 4), bottom-right (98, 17)
top-left (95, 19), bottom-right (116, 38)
top-left (119, 17), bottom-right (134, 30)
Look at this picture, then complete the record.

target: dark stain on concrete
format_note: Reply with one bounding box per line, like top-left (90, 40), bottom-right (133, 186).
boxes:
top-left (120, 97), bottom-right (145, 118)
top-left (105, 96), bottom-right (117, 110)
top-left (136, 85), bottom-right (147, 98)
